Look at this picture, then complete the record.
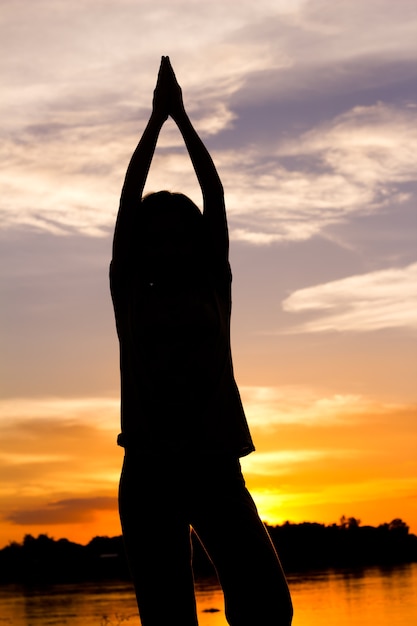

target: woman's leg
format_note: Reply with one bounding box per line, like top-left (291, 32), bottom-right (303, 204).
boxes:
top-left (119, 452), bottom-right (198, 626)
top-left (189, 457), bottom-right (293, 626)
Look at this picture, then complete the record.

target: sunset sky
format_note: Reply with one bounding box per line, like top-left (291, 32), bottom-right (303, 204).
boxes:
top-left (1, 0), bottom-right (416, 549)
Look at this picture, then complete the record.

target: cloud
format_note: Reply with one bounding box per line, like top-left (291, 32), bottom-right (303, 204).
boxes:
top-left (227, 102), bottom-right (417, 244)
top-left (298, 0), bottom-right (417, 63)
top-left (242, 448), bottom-right (352, 477)
top-left (0, 397), bottom-right (122, 535)
top-left (0, 397), bottom-right (119, 427)
top-left (238, 1), bottom-right (417, 64)
top-left (239, 385), bottom-right (415, 428)
top-left (6, 497), bottom-right (117, 525)
top-left (0, 398), bottom-right (121, 500)
top-left (227, 0), bottom-right (417, 112)
top-left (2, 0), bottom-right (416, 241)
top-left (282, 262), bottom-right (417, 332)
top-left (147, 101), bottom-right (417, 246)
top-left (281, 102), bottom-right (417, 189)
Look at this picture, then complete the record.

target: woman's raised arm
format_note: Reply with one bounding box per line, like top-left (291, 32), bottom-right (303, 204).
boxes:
top-left (165, 57), bottom-right (229, 260)
top-left (112, 57), bottom-right (169, 262)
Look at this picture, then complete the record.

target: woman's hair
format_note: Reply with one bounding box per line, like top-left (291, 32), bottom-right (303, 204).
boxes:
top-left (140, 191), bottom-right (203, 231)
top-left (133, 192), bottom-right (206, 277)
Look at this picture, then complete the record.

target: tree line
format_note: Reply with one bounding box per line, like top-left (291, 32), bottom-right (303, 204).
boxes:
top-left (0, 517), bottom-right (415, 584)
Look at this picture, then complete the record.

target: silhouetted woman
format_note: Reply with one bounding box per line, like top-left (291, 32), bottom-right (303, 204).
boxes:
top-left (110, 56), bottom-right (293, 626)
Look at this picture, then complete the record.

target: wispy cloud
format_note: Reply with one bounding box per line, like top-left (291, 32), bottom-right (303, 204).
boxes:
top-left (280, 102), bottom-right (417, 197)
top-left (282, 262), bottom-right (417, 332)
top-left (240, 385), bottom-right (416, 428)
top-left (242, 386), bottom-right (360, 427)
top-left (6, 497), bottom-right (117, 526)
top-left (5, 99), bottom-right (415, 240)
top-left (242, 448), bottom-right (354, 476)
top-left (0, 396), bottom-right (122, 541)
top-left (0, 397), bottom-right (119, 427)
top-left (2, 1), bottom-right (416, 241)
top-left (0, 398), bottom-right (121, 507)
top-left (228, 102), bottom-right (417, 244)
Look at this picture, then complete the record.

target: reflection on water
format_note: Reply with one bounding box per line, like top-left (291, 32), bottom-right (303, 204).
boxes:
top-left (289, 564), bottom-right (417, 626)
top-left (0, 563), bottom-right (416, 625)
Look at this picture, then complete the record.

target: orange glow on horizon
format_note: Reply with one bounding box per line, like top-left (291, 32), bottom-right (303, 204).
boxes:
top-left (0, 393), bottom-right (416, 549)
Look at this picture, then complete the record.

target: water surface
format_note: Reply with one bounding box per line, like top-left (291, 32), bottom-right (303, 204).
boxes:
top-left (0, 563), bottom-right (415, 625)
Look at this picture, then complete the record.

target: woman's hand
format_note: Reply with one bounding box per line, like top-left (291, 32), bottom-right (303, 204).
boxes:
top-left (152, 56), bottom-right (169, 122)
top-left (165, 56), bottom-right (186, 122)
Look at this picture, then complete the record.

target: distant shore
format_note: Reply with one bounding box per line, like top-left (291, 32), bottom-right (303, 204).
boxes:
top-left (1, 517), bottom-right (416, 584)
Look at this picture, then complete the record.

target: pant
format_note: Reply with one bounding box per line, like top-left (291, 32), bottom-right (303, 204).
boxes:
top-left (119, 451), bottom-right (293, 626)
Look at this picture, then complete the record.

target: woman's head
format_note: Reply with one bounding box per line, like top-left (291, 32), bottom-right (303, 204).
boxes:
top-left (136, 191), bottom-right (206, 278)
top-left (141, 191), bottom-right (202, 236)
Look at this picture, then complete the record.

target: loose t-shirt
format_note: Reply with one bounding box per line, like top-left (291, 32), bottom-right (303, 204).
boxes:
top-left (110, 223), bottom-right (254, 458)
